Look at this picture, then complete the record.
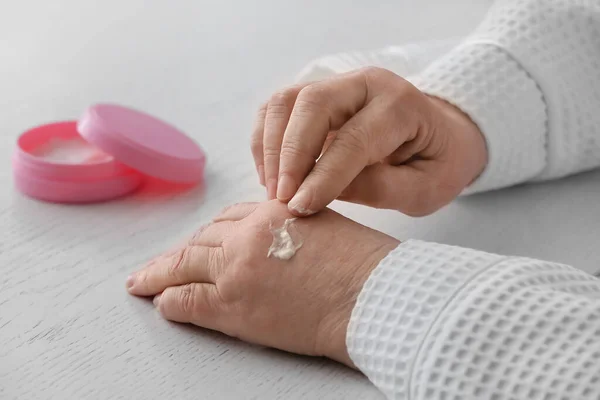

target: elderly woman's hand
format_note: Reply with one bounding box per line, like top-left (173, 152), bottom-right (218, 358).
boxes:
top-left (126, 200), bottom-right (399, 366)
top-left (251, 67), bottom-right (488, 217)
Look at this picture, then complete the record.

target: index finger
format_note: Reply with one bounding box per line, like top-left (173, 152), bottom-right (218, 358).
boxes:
top-left (285, 70), bottom-right (425, 215)
top-left (263, 84), bottom-right (307, 199)
top-left (275, 71), bottom-right (369, 203)
top-left (288, 98), bottom-right (422, 214)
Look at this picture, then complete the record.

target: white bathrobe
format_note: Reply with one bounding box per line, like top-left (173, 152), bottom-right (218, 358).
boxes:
top-left (299, 1), bottom-right (600, 398)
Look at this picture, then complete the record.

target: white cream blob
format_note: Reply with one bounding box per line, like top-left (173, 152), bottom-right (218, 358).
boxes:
top-left (267, 218), bottom-right (303, 260)
top-left (31, 137), bottom-right (112, 164)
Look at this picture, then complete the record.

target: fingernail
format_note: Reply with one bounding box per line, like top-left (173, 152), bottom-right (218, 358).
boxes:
top-left (277, 174), bottom-right (297, 201)
top-left (126, 274), bottom-right (136, 290)
top-left (288, 190), bottom-right (314, 215)
top-left (153, 294), bottom-right (161, 307)
top-left (257, 165), bottom-right (265, 186)
top-left (267, 178), bottom-right (277, 200)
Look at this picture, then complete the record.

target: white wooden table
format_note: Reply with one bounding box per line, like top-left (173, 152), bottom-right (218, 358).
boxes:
top-left (2, 1), bottom-right (599, 399)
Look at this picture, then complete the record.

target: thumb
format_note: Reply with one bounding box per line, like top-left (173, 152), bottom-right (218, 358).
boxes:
top-left (338, 162), bottom-right (449, 216)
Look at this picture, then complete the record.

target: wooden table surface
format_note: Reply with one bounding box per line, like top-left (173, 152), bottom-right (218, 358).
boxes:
top-left (2, 1), bottom-right (599, 399)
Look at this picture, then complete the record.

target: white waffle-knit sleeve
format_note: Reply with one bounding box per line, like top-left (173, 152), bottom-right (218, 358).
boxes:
top-left (298, 0), bottom-right (600, 194)
top-left (411, 0), bottom-right (600, 193)
top-left (348, 240), bottom-right (600, 399)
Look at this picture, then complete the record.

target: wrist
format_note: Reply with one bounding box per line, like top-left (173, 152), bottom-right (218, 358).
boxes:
top-left (429, 96), bottom-right (488, 186)
top-left (323, 237), bottom-right (400, 369)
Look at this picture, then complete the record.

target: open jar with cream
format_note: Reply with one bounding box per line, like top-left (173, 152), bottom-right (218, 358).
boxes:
top-left (13, 104), bottom-right (205, 203)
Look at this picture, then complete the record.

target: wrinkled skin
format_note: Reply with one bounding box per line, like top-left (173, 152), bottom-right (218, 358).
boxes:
top-left (250, 66), bottom-right (487, 217)
top-left (127, 200), bottom-right (399, 367)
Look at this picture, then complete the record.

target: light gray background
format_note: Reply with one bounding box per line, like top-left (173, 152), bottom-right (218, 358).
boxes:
top-left (1, 1), bottom-right (598, 399)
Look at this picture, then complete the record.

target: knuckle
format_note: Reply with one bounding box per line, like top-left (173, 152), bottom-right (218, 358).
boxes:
top-left (391, 81), bottom-right (421, 105)
top-left (266, 101), bottom-right (290, 119)
top-left (257, 101), bottom-right (269, 115)
top-left (206, 247), bottom-right (220, 276)
top-left (359, 66), bottom-right (410, 96)
top-left (219, 203), bottom-right (235, 215)
top-left (270, 86), bottom-right (298, 104)
top-left (297, 84), bottom-right (321, 99)
top-left (253, 221), bottom-right (276, 244)
top-left (292, 99), bottom-right (318, 117)
top-left (295, 85), bottom-right (328, 112)
top-left (218, 202), bottom-right (260, 220)
top-left (254, 103), bottom-right (268, 124)
top-left (168, 248), bottom-right (187, 277)
top-left (310, 159), bottom-right (337, 178)
top-left (262, 145), bottom-right (281, 159)
top-left (189, 224), bottom-right (210, 245)
top-left (137, 270), bottom-right (148, 288)
top-left (179, 284), bottom-right (196, 314)
top-left (250, 136), bottom-right (263, 157)
top-left (267, 88), bottom-right (298, 115)
top-left (360, 66), bottom-right (393, 80)
top-left (217, 278), bottom-right (238, 303)
top-left (340, 126), bottom-right (368, 156)
top-left (280, 141), bottom-right (313, 163)
top-left (220, 203), bottom-right (238, 214)
top-left (386, 79), bottom-right (421, 106)
top-left (269, 90), bottom-right (289, 105)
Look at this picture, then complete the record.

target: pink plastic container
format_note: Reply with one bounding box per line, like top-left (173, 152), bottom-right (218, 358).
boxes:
top-left (13, 104), bottom-right (206, 203)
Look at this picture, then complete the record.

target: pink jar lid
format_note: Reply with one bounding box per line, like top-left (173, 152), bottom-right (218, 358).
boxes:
top-left (13, 104), bottom-right (205, 203)
top-left (78, 104), bottom-right (205, 184)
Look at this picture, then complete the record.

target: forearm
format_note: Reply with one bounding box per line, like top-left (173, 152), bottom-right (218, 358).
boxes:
top-left (348, 240), bottom-right (600, 399)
